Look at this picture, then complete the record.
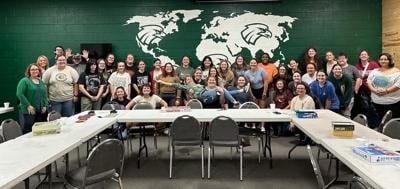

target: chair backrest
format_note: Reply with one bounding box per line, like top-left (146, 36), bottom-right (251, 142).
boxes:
top-left (47, 111), bottom-right (62, 121)
top-left (1, 119), bottom-right (22, 141)
top-left (133, 102), bottom-right (154, 110)
top-left (306, 145), bottom-right (325, 189)
top-left (239, 102), bottom-right (260, 109)
top-left (382, 118), bottom-right (400, 140)
top-left (171, 115), bottom-right (202, 143)
top-left (102, 101), bottom-right (122, 110)
top-left (209, 116), bottom-right (239, 146)
top-left (85, 139), bottom-right (124, 183)
top-left (353, 114), bottom-right (368, 127)
top-left (187, 99), bottom-right (203, 109)
top-left (349, 176), bottom-right (371, 189)
top-left (378, 110), bottom-right (392, 132)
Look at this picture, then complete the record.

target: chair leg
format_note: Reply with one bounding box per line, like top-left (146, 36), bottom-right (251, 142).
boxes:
top-left (239, 145), bottom-right (243, 181)
top-left (208, 146), bottom-right (211, 179)
top-left (201, 145), bottom-right (204, 179)
top-left (118, 177), bottom-right (123, 189)
top-left (54, 161), bottom-right (59, 177)
top-left (154, 133), bottom-right (158, 150)
top-left (257, 137), bottom-right (261, 164)
top-left (24, 178), bottom-right (29, 189)
top-left (230, 147), bottom-right (233, 160)
top-left (77, 147), bottom-right (81, 167)
top-left (169, 144), bottom-right (173, 179)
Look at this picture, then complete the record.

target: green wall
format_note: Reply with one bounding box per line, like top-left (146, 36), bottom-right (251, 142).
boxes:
top-left (0, 0), bottom-right (381, 120)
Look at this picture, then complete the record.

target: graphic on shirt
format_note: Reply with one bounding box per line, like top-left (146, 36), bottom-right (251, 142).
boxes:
top-left (85, 75), bottom-right (101, 95)
top-left (55, 72), bottom-right (67, 81)
top-left (373, 75), bottom-right (389, 88)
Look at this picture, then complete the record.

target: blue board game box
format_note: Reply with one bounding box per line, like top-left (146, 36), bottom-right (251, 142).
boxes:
top-left (352, 145), bottom-right (400, 163)
top-left (295, 110), bottom-right (318, 118)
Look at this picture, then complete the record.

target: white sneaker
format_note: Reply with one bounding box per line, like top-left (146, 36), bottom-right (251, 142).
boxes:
top-left (163, 128), bottom-right (169, 135)
top-left (261, 127), bottom-right (266, 132)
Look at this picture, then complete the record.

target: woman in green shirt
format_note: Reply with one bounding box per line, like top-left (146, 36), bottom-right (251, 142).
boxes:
top-left (16, 64), bottom-right (49, 133)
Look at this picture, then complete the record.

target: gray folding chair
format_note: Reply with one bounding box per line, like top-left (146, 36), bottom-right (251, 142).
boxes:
top-left (187, 99), bottom-right (203, 109)
top-left (102, 101), bottom-right (122, 111)
top-left (353, 114), bottom-right (368, 127)
top-left (47, 110), bottom-right (61, 122)
top-left (133, 102), bottom-right (157, 168)
top-left (348, 175), bottom-right (372, 189)
top-left (65, 139), bottom-right (124, 189)
top-left (101, 102), bottom-right (132, 157)
top-left (1, 119), bottom-right (31, 188)
top-left (1, 119), bottom-right (22, 141)
top-left (382, 118), bottom-right (400, 139)
top-left (208, 116), bottom-right (243, 181)
top-left (46, 111), bottom-right (65, 176)
top-left (307, 145), bottom-right (325, 189)
top-left (238, 102), bottom-right (264, 164)
top-left (169, 115), bottom-right (204, 178)
top-left (378, 110), bottom-right (392, 132)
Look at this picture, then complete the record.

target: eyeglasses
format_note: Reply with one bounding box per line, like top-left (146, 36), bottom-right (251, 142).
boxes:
top-left (379, 58), bottom-right (389, 61)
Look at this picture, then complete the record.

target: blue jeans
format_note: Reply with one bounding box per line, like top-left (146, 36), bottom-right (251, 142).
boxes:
top-left (201, 88), bottom-right (239, 104)
top-left (19, 111), bottom-right (47, 134)
top-left (50, 100), bottom-right (74, 117)
top-left (160, 93), bottom-right (176, 106)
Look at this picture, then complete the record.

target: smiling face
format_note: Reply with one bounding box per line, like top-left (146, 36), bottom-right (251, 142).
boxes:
top-left (154, 60), bottom-right (161, 69)
top-left (337, 55), bottom-right (348, 66)
top-left (249, 59), bottom-right (258, 69)
top-left (306, 63), bottom-right (316, 75)
top-left (56, 55), bottom-right (67, 69)
top-left (209, 67), bottom-right (217, 77)
top-left (276, 80), bottom-right (284, 90)
top-left (359, 51), bottom-right (369, 62)
top-left (237, 76), bottom-right (246, 87)
top-left (117, 62), bottom-right (125, 73)
top-left (289, 60), bottom-right (298, 69)
top-left (142, 85), bottom-right (151, 96)
top-left (308, 48), bottom-right (316, 58)
top-left (126, 54), bottom-right (134, 65)
top-left (38, 57), bottom-right (48, 69)
top-left (325, 51), bottom-right (335, 62)
top-left (261, 53), bottom-right (269, 64)
top-left (164, 63), bottom-right (173, 73)
top-left (207, 77), bottom-right (217, 87)
top-left (332, 65), bottom-right (343, 77)
top-left (90, 63), bottom-right (97, 73)
top-left (29, 64), bottom-right (40, 78)
top-left (182, 56), bottom-right (190, 67)
top-left (106, 54), bottom-right (115, 65)
top-left (98, 60), bottom-right (106, 70)
top-left (115, 88), bottom-right (126, 98)
top-left (138, 61), bottom-right (146, 71)
top-left (194, 69), bottom-right (202, 79)
top-left (236, 56), bottom-right (244, 65)
top-left (316, 71), bottom-right (326, 84)
top-left (379, 54), bottom-right (390, 68)
top-left (203, 58), bottom-right (212, 68)
top-left (296, 84), bottom-right (306, 96)
top-left (293, 72), bottom-right (301, 83)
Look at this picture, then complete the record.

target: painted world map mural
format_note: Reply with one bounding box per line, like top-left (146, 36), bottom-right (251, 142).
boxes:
top-left (125, 10), bottom-right (297, 65)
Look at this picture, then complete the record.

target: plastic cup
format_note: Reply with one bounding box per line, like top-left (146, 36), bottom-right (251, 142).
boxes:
top-left (4, 102), bottom-right (9, 108)
top-left (270, 103), bottom-right (275, 110)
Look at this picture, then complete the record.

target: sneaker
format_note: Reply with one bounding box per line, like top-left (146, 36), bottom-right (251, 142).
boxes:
top-left (163, 128), bottom-right (169, 135)
top-left (244, 83), bottom-right (250, 93)
top-left (261, 127), bottom-right (266, 133)
top-left (233, 102), bottom-right (240, 109)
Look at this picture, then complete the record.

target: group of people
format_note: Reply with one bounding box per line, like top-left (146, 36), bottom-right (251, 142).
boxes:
top-left (16, 45), bottom-right (400, 136)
